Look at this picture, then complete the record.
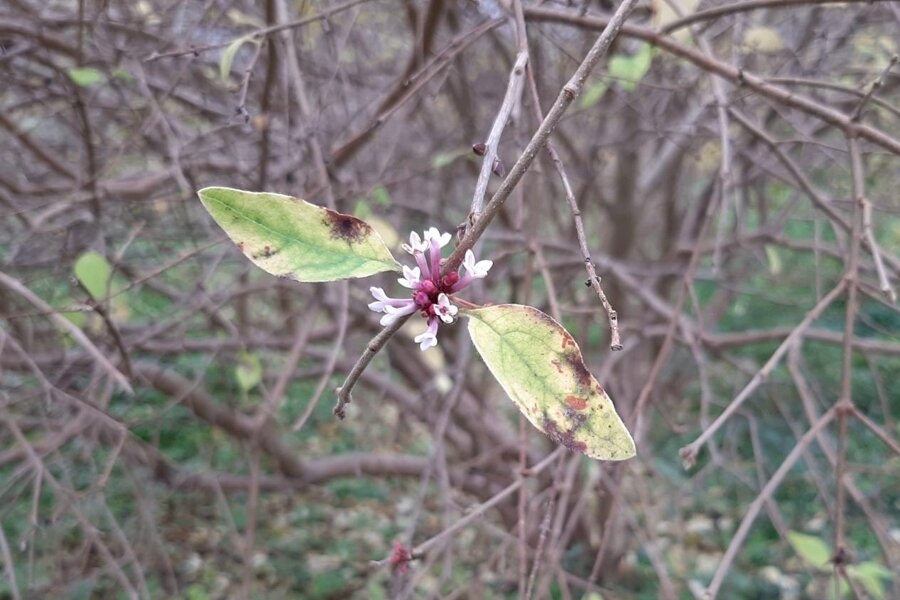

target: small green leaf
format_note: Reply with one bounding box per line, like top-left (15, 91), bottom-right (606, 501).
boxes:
top-left (235, 352), bottom-right (262, 392)
top-left (68, 67), bottom-right (105, 87)
top-left (464, 304), bottom-right (635, 461)
top-left (847, 562), bottom-right (891, 599)
top-left (73, 251), bottom-right (112, 300)
top-left (786, 531), bottom-right (831, 569)
top-left (580, 80), bottom-right (610, 108)
top-left (431, 150), bottom-right (466, 169)
top-left (369, 185), bottom-right (392, 208)
top-left (198, 187), bottom-right (400, 282)
top-left (765, 244), bottom-right (782, 275)
top-left (220, 35), bottom-right (255, 82)
top-left (609, 43), bottom-right (653, 91)
top-left (111, 67), bottom-right (133, 81)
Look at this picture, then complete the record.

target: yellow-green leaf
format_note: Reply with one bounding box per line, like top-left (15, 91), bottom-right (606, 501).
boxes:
top-left (74, 251), bottom-right (112, 300)
top-left (68, 67), bottom-right (105, 87)
top-left (464, 304), bottom-right (635, 461)
top-left (609, 43), bottom-right (653, 91)
top-left (197, 187), bottom-right (400, 282)
top-left (786, 531), bottom-right (830, 569)
top-left (580, 80), bottom-right (610, 109)
top-left (220, 35), bottom-right (255, 82)
top-left (742, 26), bottom-right (785, 54)
top-left (235, 352), bottom-right (262, 392)
top-left (847, 562), bottom-right (891, 599)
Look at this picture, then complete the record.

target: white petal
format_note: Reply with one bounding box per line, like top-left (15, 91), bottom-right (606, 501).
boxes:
top-left (398, 265), bottom-right (421, 288)
top-left (425, 227), bottom-right (452, 247)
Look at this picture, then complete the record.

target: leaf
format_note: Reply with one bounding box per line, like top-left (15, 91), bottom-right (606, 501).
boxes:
top-left (580, 80), bottom-right (610, 109)
top-left (235, 352), bottom-right (262, 392)
top-left (786, 531), bottom-right (830, 569)
top-left (197, 187), bottom-right (400, 282)
top-left (609, 43), bottom-right (653, 91)
top-left (742, 26), bottom-right (785, 54)
top-left (652, 0), bottom-right (700, 42)
top-left (847, 562), bottom-right (892, 599)
top-left (431, 150), bottom-right (467, 169)
top-left (226, 8), bottom-right (265, 28)
top-left (220, 36), bottom-right (254, 82)
top-left (369, 185), bottom-right (392, 208)
top-left (74, 251), bottom-right (112, 300)
top-left (765, 245), bottom-right (782, 275)
top-left (68, 67), bottom-right (105, 87)
top-left (464, 304), bottom-right (635, 461)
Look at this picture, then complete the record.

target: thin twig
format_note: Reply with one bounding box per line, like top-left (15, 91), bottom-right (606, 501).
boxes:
top-left (144, 0), bottom-right (373, 61)
top-left (661, 0), bottom-right (892, 34)
top-left (860, 198), bottom-right (897, 303)
top-left (525, 498), bottom-right (555, 600)
top-left (523, 51), bottom-right (622, 350)
top-left (851, 54), bottom-right (897, 121)
top-left (833, 134), bottom-right (866, 565)
top-left (470, 51), bottom-right (529, 220)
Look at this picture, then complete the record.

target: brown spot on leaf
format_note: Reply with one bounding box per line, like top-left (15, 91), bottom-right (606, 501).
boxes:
top-left (252, 245), bottom-right (278, 259)
top-left (565, 395), bottom-right (588, 411)
top-left (542, 416), bottom-right (588, 453)
top-left (561, 332), bottom-right (575, 350)
top-left (563, 351), bottom-right (593, 388)
top-left (323, 208), bottom-right (369, 243)
top-left (236, 241), bottom-right (245, 253)
top-left (550, 359), bottom-right (563, 373)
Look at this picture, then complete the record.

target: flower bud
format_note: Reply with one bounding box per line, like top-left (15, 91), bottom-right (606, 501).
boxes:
top-left (441, 272), bottom-right (459, 289)
top-left (419, 279), bottom-right (438, 295)
top-left (414, 290), bottom-right (430, 307)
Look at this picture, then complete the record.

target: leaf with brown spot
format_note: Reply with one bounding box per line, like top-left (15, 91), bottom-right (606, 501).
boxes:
top-left (198, 187), bottom-right (400, 282)
top-left (464, 304), bottom-right (635, 461)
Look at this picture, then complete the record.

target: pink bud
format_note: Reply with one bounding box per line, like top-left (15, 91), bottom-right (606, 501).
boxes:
top-left (419, 280), bottom-right (438, 295)
top-left (389, 542), bottom-right (412, 574)
top-left (441, 272), bottom-right (459, 289)
top-left (414, 291), bottom-right (430, 307)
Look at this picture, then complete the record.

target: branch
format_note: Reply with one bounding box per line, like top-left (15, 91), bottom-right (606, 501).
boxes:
top-left (679, 281), bottom-right (846, 466)
top-left (470, 51), bottom-right (529, 218)
top-left (525, 7), bottom-right (900, 155)
top-left (661, 0), bottom-right (893, 34)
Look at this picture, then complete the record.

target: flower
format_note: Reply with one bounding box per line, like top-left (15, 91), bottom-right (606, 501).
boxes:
top-left (434, 293), bottom-right (457, 324)
top-left (401, 231), bottom-right (432, 276)
top-left (451, 249), bottom-right (493, 292)
top-left (463, 249), bottom-right (492, 278)
top-left (368, 287), bottom-right (409, 312)
top-left (414, 317), bottom-right (439, 351)
top-left (401, 231), bottom-right (428, 255)
top-left (367, 228), bottom-right (492, 351)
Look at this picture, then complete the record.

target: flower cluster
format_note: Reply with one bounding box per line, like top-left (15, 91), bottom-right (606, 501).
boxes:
top-left (369, 228), bottom-right (492, 350)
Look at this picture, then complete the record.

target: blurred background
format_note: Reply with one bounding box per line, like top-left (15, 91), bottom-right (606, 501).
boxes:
top-left (0, 0), bottom-right (898, 598)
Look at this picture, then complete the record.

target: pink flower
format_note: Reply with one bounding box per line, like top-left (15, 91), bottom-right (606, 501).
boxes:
top-left (434, 293), bottom-right (457, 324)
top-left (414, 317), bottom-right (439, 351)
top-left (367, 228), bottom-right (491, 351)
